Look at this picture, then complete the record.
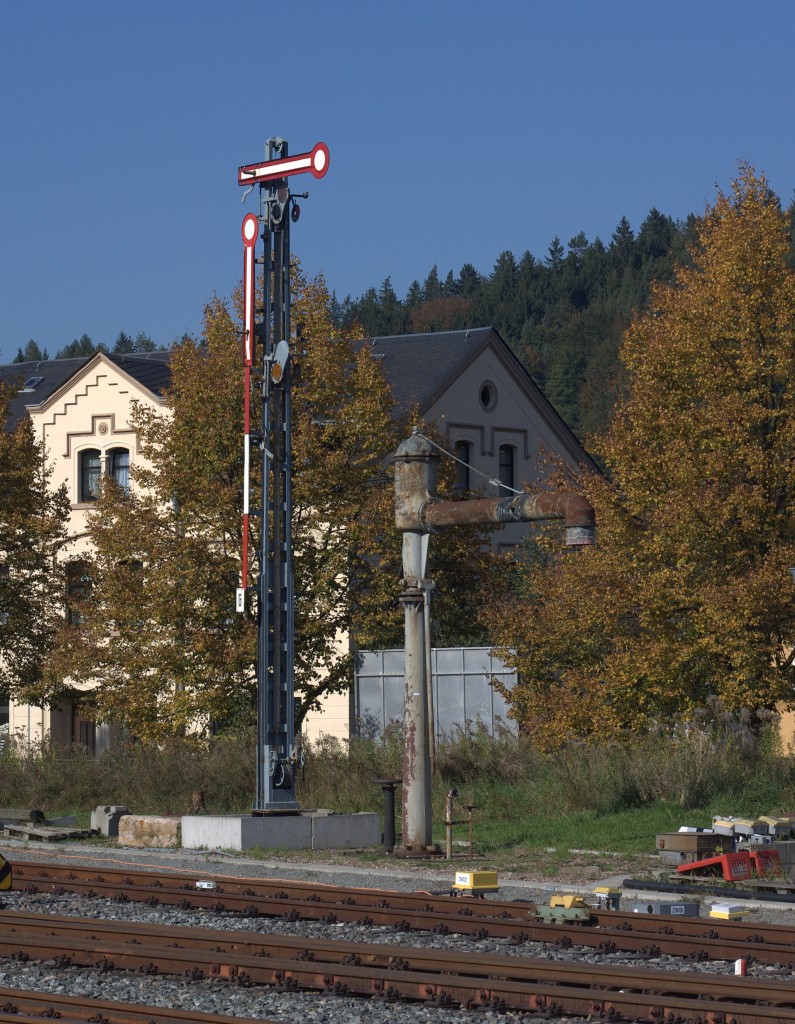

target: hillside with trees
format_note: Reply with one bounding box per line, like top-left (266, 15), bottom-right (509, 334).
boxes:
top-left (334, 209), bottom-right (702, 440)
top-left (11, 331), bottom-right (166, 363)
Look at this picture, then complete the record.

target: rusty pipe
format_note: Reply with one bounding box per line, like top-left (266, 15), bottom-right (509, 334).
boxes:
top-left (419, 492), bottom-right (595, 546)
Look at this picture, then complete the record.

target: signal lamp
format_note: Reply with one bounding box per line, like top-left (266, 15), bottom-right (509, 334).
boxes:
top-left (270, 340), bottom-right (290, 384)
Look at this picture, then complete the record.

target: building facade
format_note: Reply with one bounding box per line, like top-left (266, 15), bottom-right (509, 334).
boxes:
top-left (1, 351), bottom-right (170, 750)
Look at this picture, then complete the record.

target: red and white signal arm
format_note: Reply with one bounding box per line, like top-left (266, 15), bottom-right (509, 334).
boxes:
top-left (241, 213), bottom-right (258, 366)
top-left (238, 142), bottom-right (330, 186)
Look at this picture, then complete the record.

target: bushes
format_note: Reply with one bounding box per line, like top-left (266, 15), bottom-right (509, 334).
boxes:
top-left (0, 733), bottom-right (257, 816)
top-left (1, 706), bottom-right (792, 826)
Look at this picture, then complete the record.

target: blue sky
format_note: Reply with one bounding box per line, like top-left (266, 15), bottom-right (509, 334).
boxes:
top-left (2, 1), bottom-right (794, 364)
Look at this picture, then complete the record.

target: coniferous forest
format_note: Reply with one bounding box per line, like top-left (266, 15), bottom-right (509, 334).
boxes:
top-left (14, 198), bottom-right (795, 444)
top-left (332, 208), bottom-right (704, 440)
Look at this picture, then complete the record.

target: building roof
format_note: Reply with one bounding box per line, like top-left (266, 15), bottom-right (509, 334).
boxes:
top-left (1, 352), bottom-right (171, 429)
top-left (364, 326), bottom-right (595, 467)
top-left (1, 331), bottom-right (594, 469)
top-left (364, 327), bottom-right (492, 412)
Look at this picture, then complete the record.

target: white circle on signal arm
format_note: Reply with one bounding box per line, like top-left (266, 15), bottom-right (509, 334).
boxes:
top-left (243, 216), bottom-right (257, 241)
top-left (313, 148), bottom-right (327, 173)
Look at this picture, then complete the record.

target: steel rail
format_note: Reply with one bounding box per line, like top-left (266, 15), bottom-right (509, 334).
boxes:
top-left (5, 903), bottom-right (795, 969)
top-left (15, 861), bottom-right (795, 940)
top-left (0, 919), bottom-right (793, 1022)
top-left (0, 985), bottom-right (271, 1024)
top-left (0, 905), bottom-right (792, 978)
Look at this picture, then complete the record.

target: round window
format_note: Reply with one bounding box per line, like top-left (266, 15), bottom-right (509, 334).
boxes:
top-left (479, 381), bottom-right (497, 412)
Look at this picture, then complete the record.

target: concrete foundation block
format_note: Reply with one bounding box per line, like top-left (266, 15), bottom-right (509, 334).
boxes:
top-left (90, 805), bottom-right (129, 838)
top-left (310, 811), bottom-right (381, 849)
top-left (181, 814), bottom-right (312, 851)
top-left (118, 815), bottom-right (180, 848)
top-left (181, 811), bottom-right (381, 853)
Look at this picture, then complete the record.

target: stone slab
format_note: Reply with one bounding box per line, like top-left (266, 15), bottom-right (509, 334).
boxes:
top-left (180, 811), bottom-right (381, 852)
top-left (311, 811), bottom-right (381, 849)
top-left (118, 815), bottom-right (180, 848)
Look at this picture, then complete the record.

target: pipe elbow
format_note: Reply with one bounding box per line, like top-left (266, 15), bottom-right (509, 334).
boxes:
top-left (510, 492), bottom-right (595, 545)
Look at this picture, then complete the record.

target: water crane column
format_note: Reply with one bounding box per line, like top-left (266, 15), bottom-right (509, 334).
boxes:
top-left (392, 432), bottom-right (595, 853)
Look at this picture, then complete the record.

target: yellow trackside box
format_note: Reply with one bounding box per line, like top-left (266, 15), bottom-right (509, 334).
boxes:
top-left (710, 903), bottom-right (749, 920)
top-left (452, 871), bottom-right (499, 894)
top-left (0, 853), bottom-right (11, 890)
top-left (593, 886), bottom-right (621, 910)
top-left (549, 894), bottom-right (586, 909)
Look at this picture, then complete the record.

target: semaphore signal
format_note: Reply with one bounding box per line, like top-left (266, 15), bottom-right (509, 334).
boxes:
top-left (237, 137), bottom-right (330, 814)
top-left (238, 141), bottom-right (329, 186)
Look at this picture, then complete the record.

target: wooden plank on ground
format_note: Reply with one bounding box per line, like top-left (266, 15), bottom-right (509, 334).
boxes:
top-left (1, 823), bottom-right (95, 842)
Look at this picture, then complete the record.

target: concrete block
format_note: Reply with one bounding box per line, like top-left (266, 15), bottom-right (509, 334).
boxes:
top-left (118, 815), bottom-right (180, 848)
top-left (181, 814), bottom-right (312, 852)
top-left (90, 805), bottom-right (129, 838)
top-left (310, 811), bottom-right (381, 849)
top-left (181, 811), bottom-right (381, 852)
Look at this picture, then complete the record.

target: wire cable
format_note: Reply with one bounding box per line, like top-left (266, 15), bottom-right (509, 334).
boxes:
top-left (411, 429), bottom-right (524, 495)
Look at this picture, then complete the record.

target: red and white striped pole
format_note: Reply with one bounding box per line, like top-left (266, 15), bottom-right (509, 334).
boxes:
top-left (240, 212), bottom-right (259, 603)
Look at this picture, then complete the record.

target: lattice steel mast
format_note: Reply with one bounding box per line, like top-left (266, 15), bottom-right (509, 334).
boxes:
top-left (237, 138), bottom-right (330, 812)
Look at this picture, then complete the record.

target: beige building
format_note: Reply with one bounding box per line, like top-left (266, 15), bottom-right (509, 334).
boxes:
top-left (1, 329), bottom-right (595, 748)
top-left (1, 351), bottom-right (170, 751)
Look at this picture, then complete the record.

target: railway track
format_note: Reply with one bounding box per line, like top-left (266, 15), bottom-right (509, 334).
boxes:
top-left (4, 856), bottom-right (795, 1022)
top-left (1, 905), bottom-right (795, 1021)
top-left (9, 859), bottom-right (795, 964)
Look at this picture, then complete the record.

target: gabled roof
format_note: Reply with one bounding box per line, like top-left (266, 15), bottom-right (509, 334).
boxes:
top-left (365, 326), bottom-right (597, 470)
top-left (365, 327), bottom-right (493, 412)
top-left (1, 352), bottom-right (171, 429)
top-left (1, 330), bottom-right (596, 470)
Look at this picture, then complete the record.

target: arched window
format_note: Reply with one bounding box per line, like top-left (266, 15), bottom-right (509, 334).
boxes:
top-left (108, 447), bottom-right (130, 491)
top-left (79, 449), bottom-right (102, 502)
top-left (454, 439), bottom-right (472, 492)
top-left (498, 444), bottom-right (515, 496)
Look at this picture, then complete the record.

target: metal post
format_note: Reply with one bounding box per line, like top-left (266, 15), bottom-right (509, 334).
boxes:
top-left (254, 138), bottom-right (298, 813)
top-left (424, 581), bottom-right (435, 776)
top-left (445, 788), bottom-right (458, 860)
top-left (374, 778), bottom-right (402, 854)
top-left (238, 138), bottom-right (329, 815)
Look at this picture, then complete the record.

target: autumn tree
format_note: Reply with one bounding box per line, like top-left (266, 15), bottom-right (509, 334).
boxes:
top-left (45, 268), bottom-right (449, 738)
top-left (43, 299), bottom-right (255, 740)
top-left (0, 380), bottom-right (69, 702)
top-left (483, 167), bottom-right (795, 747)
top-left (45, 264), bottom-right (503, 741)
